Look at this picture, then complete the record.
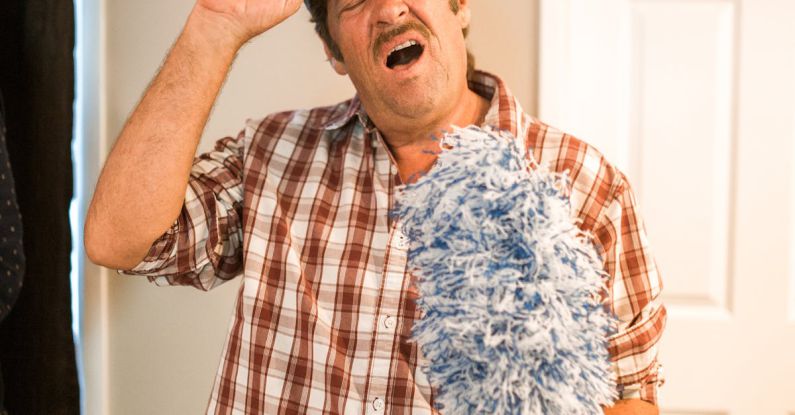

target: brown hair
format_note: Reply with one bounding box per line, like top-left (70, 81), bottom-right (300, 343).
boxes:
top-left (305, 0), bottom-right (475, 78)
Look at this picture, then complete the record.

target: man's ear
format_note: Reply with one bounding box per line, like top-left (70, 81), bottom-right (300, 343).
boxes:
top-left (323, 42), bottom-right (348, 76)
top-left (456, 0), bottom-right (472, 30)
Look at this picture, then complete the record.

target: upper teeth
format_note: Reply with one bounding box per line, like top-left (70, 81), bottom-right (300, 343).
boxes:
top-left (390, 40), bottom-right (418, 54)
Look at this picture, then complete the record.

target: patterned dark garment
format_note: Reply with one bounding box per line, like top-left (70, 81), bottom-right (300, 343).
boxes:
top-left (0, 92), bottom-right (24, 415)
top-left (0, 93), bottom-right (24, 323)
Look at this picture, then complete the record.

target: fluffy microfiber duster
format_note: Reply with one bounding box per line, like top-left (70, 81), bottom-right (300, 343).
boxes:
top-left (392, 126), bottom-right (617, 415)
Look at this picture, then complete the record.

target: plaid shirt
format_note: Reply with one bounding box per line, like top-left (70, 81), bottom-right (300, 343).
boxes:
top-left (123, 71), bottom-right (666, 414)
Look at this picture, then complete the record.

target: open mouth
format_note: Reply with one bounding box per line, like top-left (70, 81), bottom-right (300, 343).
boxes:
top-left (386, 40), bottom-right (425, 70)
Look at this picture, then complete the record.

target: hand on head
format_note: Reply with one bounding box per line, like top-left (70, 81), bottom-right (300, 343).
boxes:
top-left (194, 0), bottom-right (304, 45)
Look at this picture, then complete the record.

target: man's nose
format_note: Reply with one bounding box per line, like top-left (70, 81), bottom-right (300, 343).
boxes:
top-left (374, 0), bottom-right (409, 27)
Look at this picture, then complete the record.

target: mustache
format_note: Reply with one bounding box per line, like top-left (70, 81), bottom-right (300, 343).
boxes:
top-left (373, 21), bottom-right (431, 61)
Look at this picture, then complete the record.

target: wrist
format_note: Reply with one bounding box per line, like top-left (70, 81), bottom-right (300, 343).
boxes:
top-left (185, 5), bottom-right (249, 55)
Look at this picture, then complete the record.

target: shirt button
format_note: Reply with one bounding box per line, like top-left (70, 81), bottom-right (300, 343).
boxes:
top-left (373, 397), bottom-right (385, 411)
top-left (383, 315), bottom-right (396, 329)
top-left (394, 232), bottom-right (408, 249)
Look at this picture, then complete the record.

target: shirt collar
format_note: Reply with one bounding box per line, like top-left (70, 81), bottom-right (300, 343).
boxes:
top-left (322, 70), bottom-right (527, 138)
top-left (323, 95), bottom-right (367, 131)
top-left (469, 70), bottom-right (527, 138)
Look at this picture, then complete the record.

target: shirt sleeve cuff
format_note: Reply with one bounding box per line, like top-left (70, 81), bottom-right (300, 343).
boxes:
top-left (117, 218), bottom-right (180, 276)
top-left (618, 362), bottom-right (664, 405)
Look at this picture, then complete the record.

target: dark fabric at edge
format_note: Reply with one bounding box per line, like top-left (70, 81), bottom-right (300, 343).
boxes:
top-left (0, 0), bottom-right (79, 413)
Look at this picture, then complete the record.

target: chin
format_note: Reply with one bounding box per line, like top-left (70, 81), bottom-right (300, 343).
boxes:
top-left (388, 75), bottom-right (451, 117)
top-left (387, 93), bottom-right (438, 120)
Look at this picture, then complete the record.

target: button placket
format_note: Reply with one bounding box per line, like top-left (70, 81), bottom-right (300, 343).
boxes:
top-left (366, 222), bottom-right (408, 415)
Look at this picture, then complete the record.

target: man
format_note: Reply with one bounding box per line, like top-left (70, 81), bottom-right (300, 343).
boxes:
top-left (85, 0), bottom-right (666, 413)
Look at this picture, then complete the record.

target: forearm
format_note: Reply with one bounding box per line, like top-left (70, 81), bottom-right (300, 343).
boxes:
top-left (605, 399), bottom-right (659, 415)
top-left (85, 7), bottom-right (242, 269)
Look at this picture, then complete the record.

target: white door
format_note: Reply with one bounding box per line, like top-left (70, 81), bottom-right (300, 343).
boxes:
top-left (538, 0), bottom-right (795, 414)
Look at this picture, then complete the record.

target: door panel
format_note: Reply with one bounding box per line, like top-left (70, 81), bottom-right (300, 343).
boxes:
top-left (629, 1), bottom-right (737, 317)
top-left (539, 0), bottom-right (795, 413)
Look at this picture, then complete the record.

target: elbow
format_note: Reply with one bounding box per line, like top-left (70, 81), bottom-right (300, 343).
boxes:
top-left (83, 229), bottom-right (114, 268)
top-left (84, 216), bottom-right (146, 270)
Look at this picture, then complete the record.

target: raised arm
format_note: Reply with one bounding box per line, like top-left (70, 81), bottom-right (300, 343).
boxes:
top-left (84, 0), bottom-right (301, 269)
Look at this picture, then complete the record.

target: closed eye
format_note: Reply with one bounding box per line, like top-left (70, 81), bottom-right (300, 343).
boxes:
top-left (339, 0), bottom-right (366, 16)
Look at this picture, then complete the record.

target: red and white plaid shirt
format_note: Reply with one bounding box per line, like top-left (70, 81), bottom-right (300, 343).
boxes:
top-left (123, 71), bottom-right (666, 414)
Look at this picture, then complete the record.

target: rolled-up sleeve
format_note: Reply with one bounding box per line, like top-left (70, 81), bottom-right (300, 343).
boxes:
top-left (119, 130), bottom-right (247, 291)
top-left (592, 171), bottom-right (667, 404)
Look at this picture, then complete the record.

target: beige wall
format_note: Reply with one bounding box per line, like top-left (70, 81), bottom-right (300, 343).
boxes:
top-left (98, 1), bottom-right (538, 413)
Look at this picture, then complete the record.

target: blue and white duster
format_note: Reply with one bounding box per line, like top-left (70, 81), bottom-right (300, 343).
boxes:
top-left (393, 126), bottom-right (617, 415)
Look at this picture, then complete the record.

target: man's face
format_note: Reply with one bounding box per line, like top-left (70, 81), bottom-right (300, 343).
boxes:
top-left (325, 0), bottom-right (471, 123)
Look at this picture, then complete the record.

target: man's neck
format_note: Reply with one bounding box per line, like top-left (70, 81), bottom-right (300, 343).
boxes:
top-left (375, 88), bottom-right (490, 183)
top-left (380, 88), bottom-right (489, 151)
